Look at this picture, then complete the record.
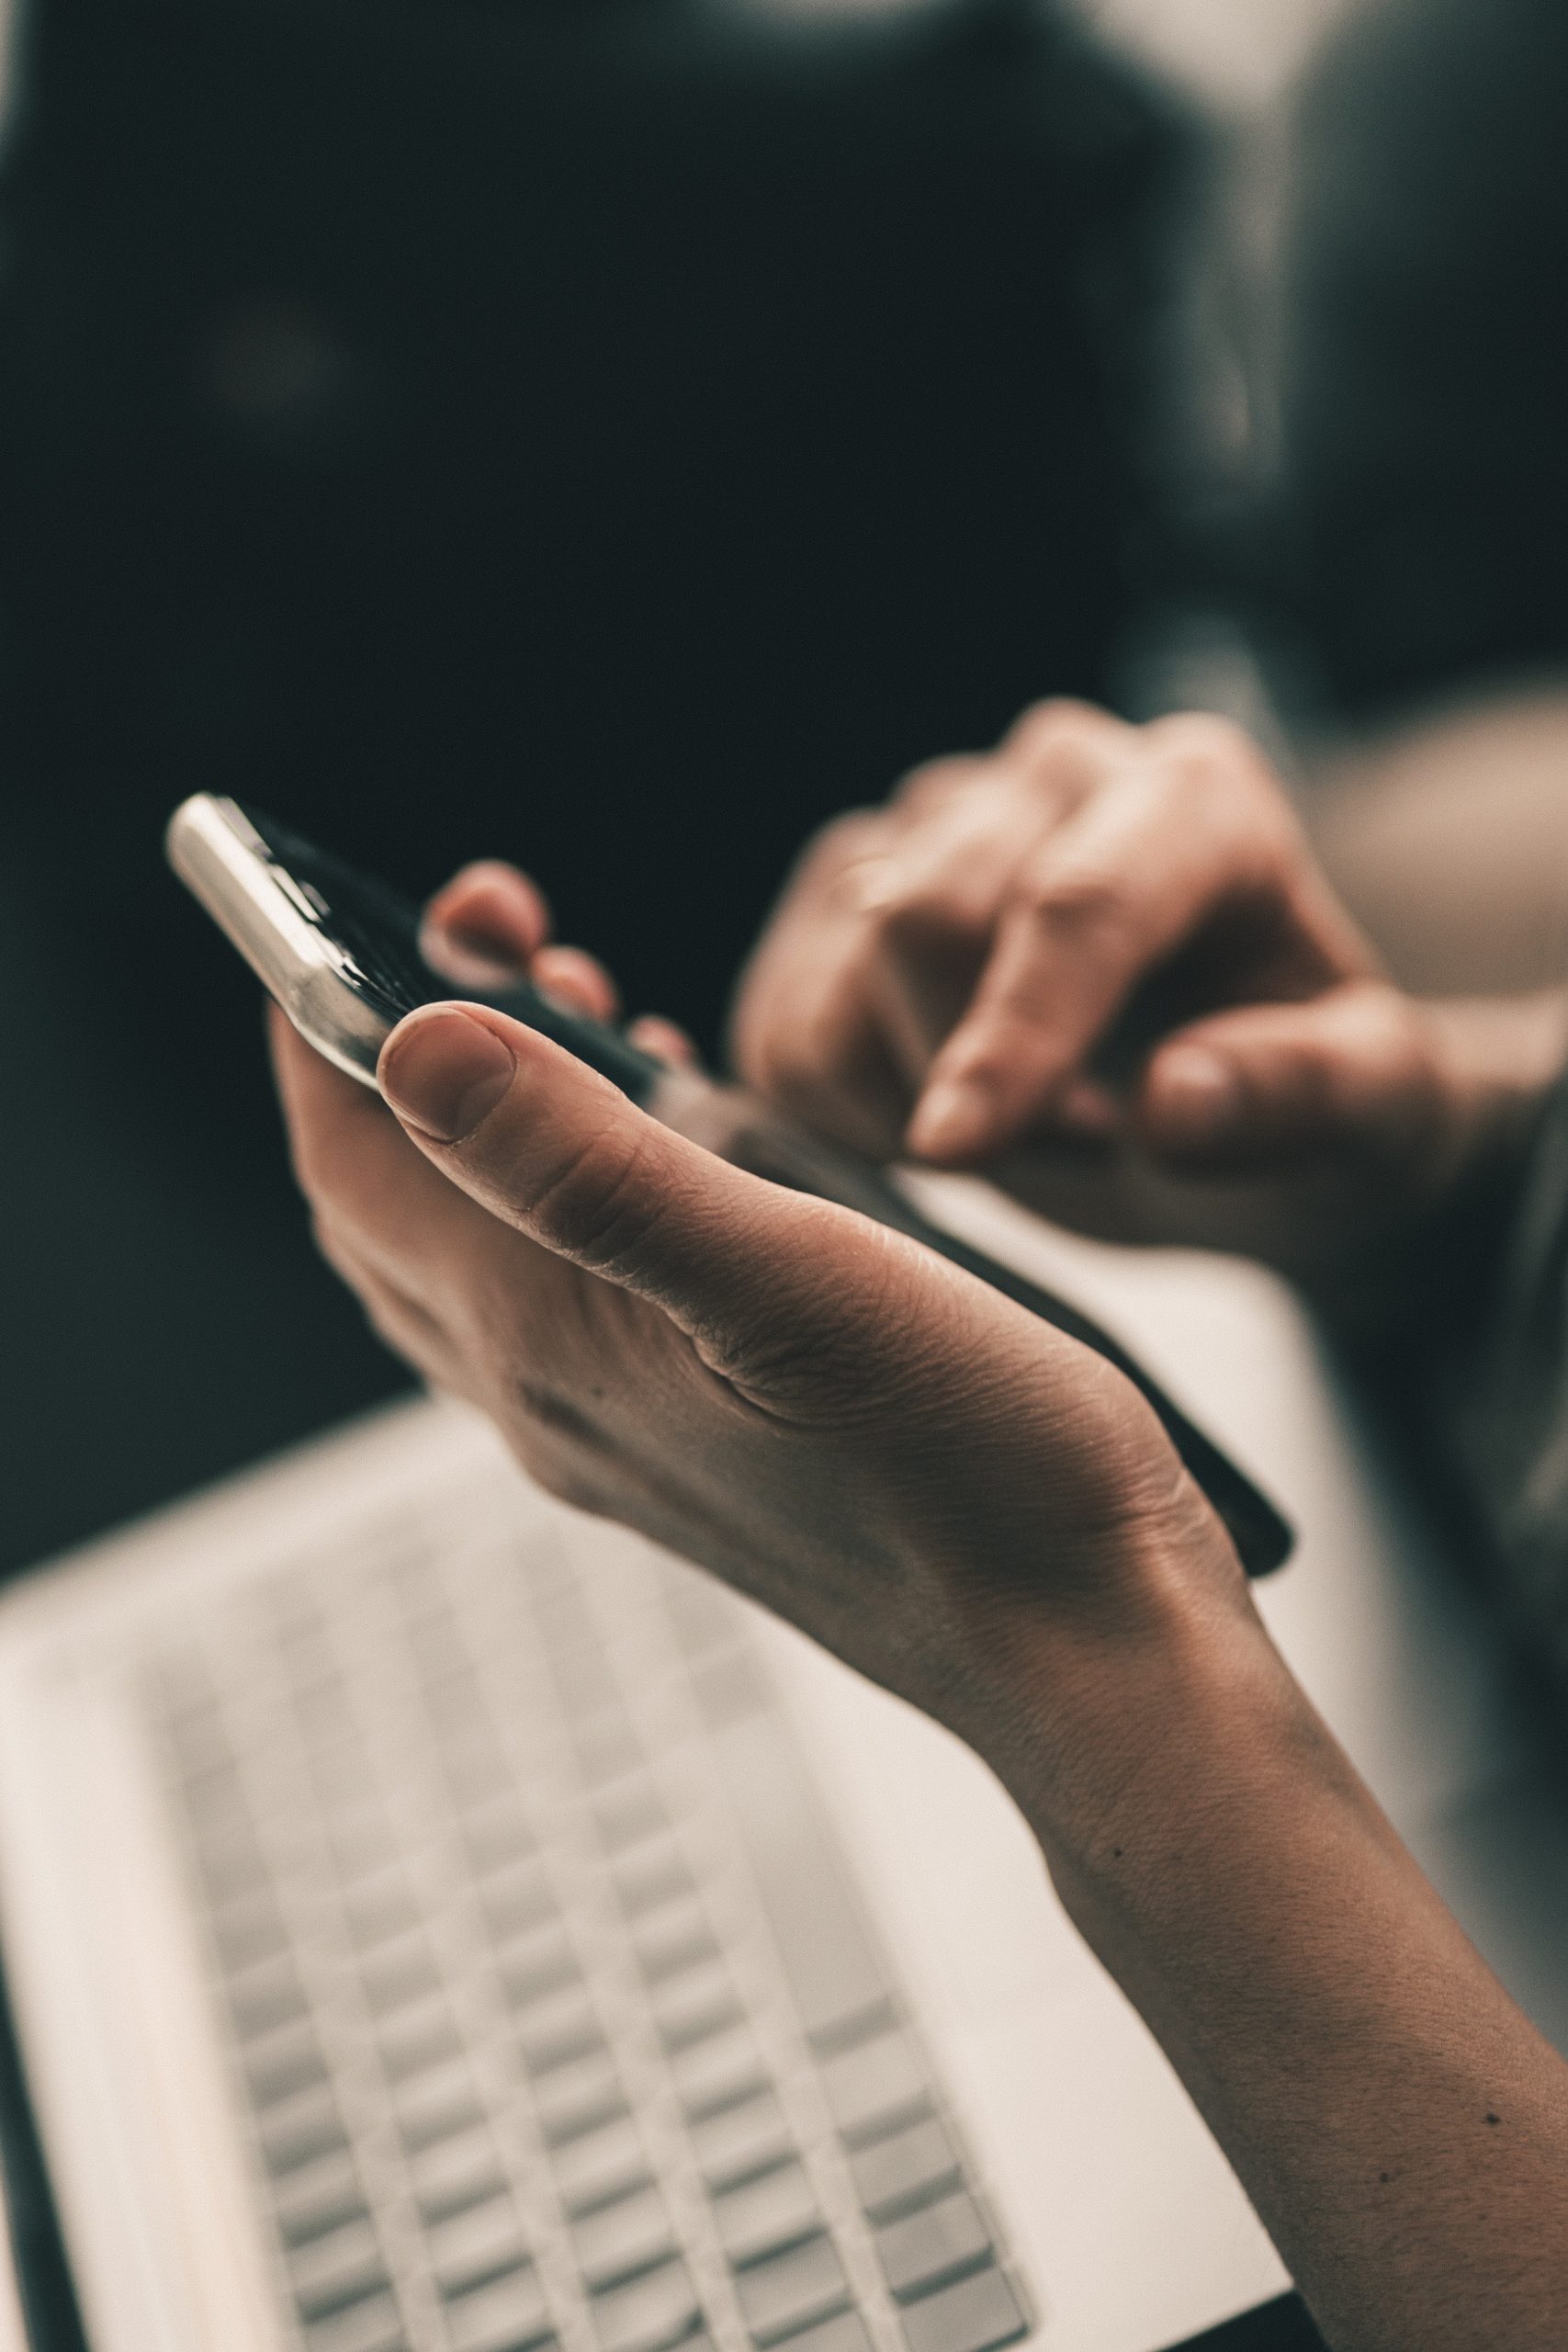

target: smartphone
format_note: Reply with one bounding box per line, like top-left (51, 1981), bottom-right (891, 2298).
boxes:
top-left (168, 792), bottom-right (1294, 1577)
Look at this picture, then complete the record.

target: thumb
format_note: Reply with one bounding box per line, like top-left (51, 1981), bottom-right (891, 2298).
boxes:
top-left (1136, 983), bottom-right (1449, 1175)
top-left (375, 1001), bottom-right (874, 1369)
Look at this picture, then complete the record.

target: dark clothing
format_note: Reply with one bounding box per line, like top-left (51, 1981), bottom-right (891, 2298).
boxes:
top-left (1270, 0), bottom-right (1568, 720)
top-left (1450, 1068), bottom-right (1568, 1683)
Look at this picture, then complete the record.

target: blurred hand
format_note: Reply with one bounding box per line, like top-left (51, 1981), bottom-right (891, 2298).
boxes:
top-left (269, 868), bottom-right (1256, 1810)
top-left (730, 702), bottom-right (1564, 1290)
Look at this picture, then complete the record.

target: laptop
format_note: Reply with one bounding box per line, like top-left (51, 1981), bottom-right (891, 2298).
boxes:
top-left (0, 1181), bottom-right (1560, 2352)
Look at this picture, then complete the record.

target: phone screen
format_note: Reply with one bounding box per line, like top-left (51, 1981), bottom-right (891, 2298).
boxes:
top-left (237, 805), bottom-right (663, 1101)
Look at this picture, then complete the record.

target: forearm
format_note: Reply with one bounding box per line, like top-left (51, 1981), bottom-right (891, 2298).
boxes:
top-left (1010, 1609), bottom-right (1568, 2351)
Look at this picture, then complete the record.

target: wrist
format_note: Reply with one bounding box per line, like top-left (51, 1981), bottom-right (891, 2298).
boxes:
top-left (971, 1494), bottom-right (1295, 1884)
top-left (1016, 1606), bottom-right (1336, 1944)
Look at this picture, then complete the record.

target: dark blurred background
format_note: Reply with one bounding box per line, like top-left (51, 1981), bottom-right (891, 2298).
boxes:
top-left (0, 0), bottom-right (1190, 1566)
top-left (5, 0), bottom-right (1567, 1595)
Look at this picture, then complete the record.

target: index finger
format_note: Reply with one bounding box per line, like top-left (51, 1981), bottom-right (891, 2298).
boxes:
top-left (420, 861), bottom-right (552, 988)
top-left (905, 751), bottom-right (1292, 1163)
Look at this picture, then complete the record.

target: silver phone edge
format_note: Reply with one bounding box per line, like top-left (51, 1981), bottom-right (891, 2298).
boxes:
top-left (165, 794), bottom-right (391, 1085)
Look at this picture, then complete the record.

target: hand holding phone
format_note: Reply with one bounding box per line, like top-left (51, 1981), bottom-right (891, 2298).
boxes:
top-left (167, 793), bottom-right (1292, 1577)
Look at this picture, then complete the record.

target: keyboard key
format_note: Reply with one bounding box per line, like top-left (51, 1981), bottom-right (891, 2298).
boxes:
top-left (436, 1724), bottom-right (509, 1799)
top-left (534, 2046), bottom-right (626, 2143)
top-left (394, 2058), bottom-right (484, 2153)
top-left (260, 2081), bottom-right (347, 2176)
top-left (778, 2317), bottom-right (872, 2352)
top-left (518, 1984), bottom-right (603, 2076)
top-left (576, 1721), bottom-right (643, 1789)
top-left (378, 1996), bottom-right (463, 2084)
top-left (289, 2216), bottom-right (388, 2324)
top-left (428, 2193), bottom-right (530, 2297)
top-left (614, 1839), bottom-right (693, 1919)
top-left (228, 1952), bottom-right (309, 2040)
top-left (211, 1886), bottom-right (289, 1973)
top-left (687, 1646), bottom-right (769, 1730)
top-left (733, 2235), bottom-right (849, 2346)
top-left (630, 1904), bottom-right (717, 1984)
top-left (330, 1812), bottom-right (400, 1886)
top-left (408, 2125), bottom-right (507, 2224)
top-left (820, 2035), bottom-right (927, 2143)
top-left (498, 1920), bottom-right (578, 2010)
top-left (483, 1864), bottom-right (558, 1947)
top-left (245, 2018), bottom-right (327, 2109)
top-left (712, 2160), bottom-right (820, 2267)
top-left (463, 1798), bottom-right (537, 1879)
top-left (689, 2091), bottom-right (794, 2191)
top-left (554, 2115), bottom-right (650, 2216)
top-left (670, 2023), bottom-right (768, 2121)
top-left (345, 1871), bottom-right (422, 1951)
top-left (301, 2286), bottom-right (408, 2352)
top-left (593, 1781), bottom-right (666, 1855)
top-left (707, 1714), bottom-right (888, 2048)
top-left (589, 2256), bottom-right (703, 2352)
top-left (897, 2267), bottom-right (1026, 2352)
top-left (193, 1829), bottom-right (269, 1905)
top-left (661, 1570), bottom-right (741, 1657)
top-left (572, 2182), bottom-right (675, 2290)
top-left (651, 1961), bottom-right (742, 2054)
top-left (274, 2147), bottom-right (367, 2249)
top-left (445, 2262), bottom-right (554, 2352)
top-left (848, 2120), bottom-right (960, 2223)
top-left (874, 2193), bottom-right (991, 2301)
top-left (360, 1931), bottom-right (441, 2015)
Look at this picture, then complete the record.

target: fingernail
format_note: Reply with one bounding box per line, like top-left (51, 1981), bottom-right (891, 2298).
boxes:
top-left (379, 1009), bottom-right (516, 1141)
top-left (1151, 1046), bottom-right (1240, 1142)
top-left (417, 917), bottom-right (526, 991)
top-left (907, 1073), bottom-right (993, 1162)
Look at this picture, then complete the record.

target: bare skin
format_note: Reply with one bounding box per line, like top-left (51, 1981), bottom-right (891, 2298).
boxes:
top-left (272, 705), bottom-right (1568, 2349)
top-left (729, 701), bottom-right (1567, 1306)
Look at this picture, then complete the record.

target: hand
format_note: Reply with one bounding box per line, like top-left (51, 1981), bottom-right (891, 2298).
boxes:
top-left (269, 865), bottom-right (1255, 1814)
top-left (272, 873), bottom-right (1568, 2352)
top-left (731, 703), bottom-right (1564, 1297)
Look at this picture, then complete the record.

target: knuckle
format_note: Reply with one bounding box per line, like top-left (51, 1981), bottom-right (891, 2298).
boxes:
top-left (1005, 695), bottom-right (1101, 753)
top-left (867, 876), bottom-right (959, 947)
top-left (1146, 711), bottom-right (1256, 773)
top-left (529, 1122), bottom-right (661, 1276)
top-left (803, 808), bottom-right (888, 881)
top-left (1021, 860), bottom-right (1134, 948)
top-left (1147, 716), bottom-right (1281, 823)
top-left (893, 754), bottom-right (982, 815)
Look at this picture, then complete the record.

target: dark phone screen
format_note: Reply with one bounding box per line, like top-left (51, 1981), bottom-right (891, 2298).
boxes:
top-left (240, 805), bottom-right (660, 1100)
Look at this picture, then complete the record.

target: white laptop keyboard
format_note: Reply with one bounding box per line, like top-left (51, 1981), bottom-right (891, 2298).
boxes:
top-left (144, 1493), bottom-right (1033, 2352)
